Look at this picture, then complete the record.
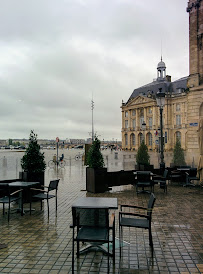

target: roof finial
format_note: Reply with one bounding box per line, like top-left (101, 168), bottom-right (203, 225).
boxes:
top-left (161, 37), bottom-right (162, 61)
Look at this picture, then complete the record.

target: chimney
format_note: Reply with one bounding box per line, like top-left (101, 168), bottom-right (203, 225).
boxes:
top-left (166, 75), bottom-right (171, 82)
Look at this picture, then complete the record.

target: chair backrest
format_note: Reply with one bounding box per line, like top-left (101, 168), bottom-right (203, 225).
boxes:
top-left (163, 169), bottom-right (168, 179)
top-left (189, 168), bottom-right (197, 177)
top-left (73, 208), bottom-right (109, 228)
top-left (137, 171), bottom-right (151, 182)
top-left (179, 165), bottom-right (191, 169)
top-left (147, 193), bottom-right (156, 218)
top-left (0, 183), bottom-right (10, 197)
top-left (48, 179), bottom-right (60, 191)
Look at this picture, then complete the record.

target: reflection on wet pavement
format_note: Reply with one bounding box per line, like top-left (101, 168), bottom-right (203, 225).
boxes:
top-left (0, 149), bottom-right (202, 273)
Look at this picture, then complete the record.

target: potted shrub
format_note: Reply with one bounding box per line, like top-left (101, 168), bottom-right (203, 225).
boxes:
top-left (172, 140), bottom-right (186, 166)
top-left (136, 141), bottom-right (150, 170)
top-left (20, 130), bottom-right (46, 189)
top-left (86, 136), bottom-right (108, 193)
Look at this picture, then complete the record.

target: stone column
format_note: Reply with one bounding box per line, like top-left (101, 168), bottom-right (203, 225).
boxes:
top-left (136, 108), bottom-right (139, 130)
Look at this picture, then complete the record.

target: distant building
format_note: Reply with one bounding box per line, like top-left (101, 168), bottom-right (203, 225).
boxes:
top-left (121, 0), bottom-right (203, 166)
top-left (69, 139), bottom-right (85, 145)
top-left (121, 58), bottom-right (188, 152)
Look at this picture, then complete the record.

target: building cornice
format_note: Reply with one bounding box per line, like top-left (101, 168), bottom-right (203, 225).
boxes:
top-left (187, 0), bottom-right (202, 12)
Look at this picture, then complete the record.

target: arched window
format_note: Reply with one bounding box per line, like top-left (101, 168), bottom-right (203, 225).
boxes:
top-left (176, 131), bottom-right (181, 143)
top-left (131, 133), bottom-right (135, 146)
top-left (139, 133), bottom-right (144, 145)
top-left (125, 134), bottom-right (128, 146)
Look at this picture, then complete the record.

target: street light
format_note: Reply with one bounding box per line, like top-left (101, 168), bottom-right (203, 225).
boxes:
top-left (156, 88), bottom-right (165, 171)
top-left (142, 121), bottom-right (146, 143)
top-left (91, 99), bottom-right (94, 142)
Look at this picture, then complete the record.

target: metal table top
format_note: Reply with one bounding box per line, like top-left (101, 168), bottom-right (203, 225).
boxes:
top-left (9, 181), bottom-right (40, 188)
top-left (72, 197), bottom-right (118, 210)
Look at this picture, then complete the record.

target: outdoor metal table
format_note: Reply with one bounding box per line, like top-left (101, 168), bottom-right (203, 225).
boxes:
top-left (72, 197), bottom-right (118, 256)
top-left (177, 168), bottom-right (190, 171)
top-left (9, 181), bottom-right (40, 213)
top-left (72, 197), bottom-right (118, 210)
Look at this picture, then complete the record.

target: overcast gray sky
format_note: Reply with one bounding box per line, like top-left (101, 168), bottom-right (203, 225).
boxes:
top-left (0, 0), bottom-right (189, 141)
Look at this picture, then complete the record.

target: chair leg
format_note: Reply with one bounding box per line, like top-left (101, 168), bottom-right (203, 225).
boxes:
top-left (47, 199), bottom-right (49, 217)
top-left (149, 227), bottom-right (153, 246)
top-left (8, 203), bottom-right (10, 222)
top-left (21, 198), bottom-right (23, 216)
top-left (40, 200), bottom-right (43, 211)
top-left (119, 223), bottom-right (121, 257)
top-left (107, 239), bottom-right (109, 274)
top-left (113, 224), bottom-right (115, 263)
top-left (77, 240), bottom-right (79, 258)
top-left (3, 204), bottom-right (5, 215)
top-left (119, 225), bottom-right (123, 258)
top-left (72, 231), bottom-right (74, 274)
top-left (30, 192), bottom-right (32, 215)
top-left (56, 196), bottom-right (57, 215)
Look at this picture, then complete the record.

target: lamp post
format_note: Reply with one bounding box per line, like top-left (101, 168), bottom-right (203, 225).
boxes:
top-left (91, 99), bottom-right (94, 143)
top-left (156, 88), bottom-right (165, 171)
top-left (142, 121), bottom-right (146, 143)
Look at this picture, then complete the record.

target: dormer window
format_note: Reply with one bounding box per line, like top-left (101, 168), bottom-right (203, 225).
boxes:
top-left (176, 104), bottom-right (180, 111)
top-left (177, 88), bottom-right (184, 93)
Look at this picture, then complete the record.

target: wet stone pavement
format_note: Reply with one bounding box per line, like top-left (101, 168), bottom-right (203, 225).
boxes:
top-left (0, 160), bottom-right (203, 273)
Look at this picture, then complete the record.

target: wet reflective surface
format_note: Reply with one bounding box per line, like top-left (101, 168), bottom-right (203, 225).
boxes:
top-left (0, 149), bottom-right (202, 273)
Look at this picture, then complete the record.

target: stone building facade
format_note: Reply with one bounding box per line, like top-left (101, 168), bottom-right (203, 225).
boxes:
top-left (121, 0), bottom-right (203, 166)
top-left (121, 61), bottom-right (188, 152)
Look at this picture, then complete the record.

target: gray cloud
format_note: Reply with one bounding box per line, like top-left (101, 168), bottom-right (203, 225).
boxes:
top-left (0, 0), bottom-right (189, 140)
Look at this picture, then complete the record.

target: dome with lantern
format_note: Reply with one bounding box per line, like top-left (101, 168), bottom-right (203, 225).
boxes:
top-left (157, 57), bottom-right (166, 69)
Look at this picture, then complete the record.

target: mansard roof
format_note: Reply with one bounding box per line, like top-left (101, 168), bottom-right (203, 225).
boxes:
top-left (128, 76), bottom-right (188, 103)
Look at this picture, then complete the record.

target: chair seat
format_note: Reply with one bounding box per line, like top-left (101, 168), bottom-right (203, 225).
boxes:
top-left (188, 176), bottom-right (200, 181)
top-left (33, 193), bottom-right (55, 200)
top-left (137, 182), bottom-right (152, 186)
top-left (76, 226), bottom-right (109, 242)
top-left (171, 174), bottom-right (181, 178)
top-left (120, 217), bottom-right (149, 229)
top-left (0, 196), bottom-right (20, 203)
top-left (160, 181), bottom-right (166, 186)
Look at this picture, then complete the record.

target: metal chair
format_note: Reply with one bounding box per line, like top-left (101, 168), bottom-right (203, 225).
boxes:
top-left (30, 179), bottom-right (60, 217)
top-left (153, 169), bottom-right (168, 192)
top-left (184, 168), bottom-right (200, 187)
top-left (71, 207), bottom-right (115, 273)
top-left (119, 193), bottom-right (156, 256)
top-left (135, 171), bottom-right (154, 194)
top-left (0, 183), bottom-right (23, 222)
top-left (169, 169), bottom-right (182, 184)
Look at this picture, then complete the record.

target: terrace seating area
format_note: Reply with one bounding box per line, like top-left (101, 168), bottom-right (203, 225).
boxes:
top-left (0, 165), bottom-right (202, 273)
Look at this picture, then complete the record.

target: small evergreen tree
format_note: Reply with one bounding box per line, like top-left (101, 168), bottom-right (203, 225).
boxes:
top-left (172, 139), bottom-right (186, 166)
top-left (86, 136), bottom-right (104, 168)
top-left (21, 130), bottom-right (46, 173)
top-left (136, 141), bottom-right (150, 165)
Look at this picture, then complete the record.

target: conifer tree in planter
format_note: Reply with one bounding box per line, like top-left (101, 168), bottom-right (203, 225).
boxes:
top-left (86, 136), bottom-right (107, 193)
top-left (136, 141), bottom-right (150, 170)
top-left (172, 139), bottom-right (186, 166)
top-left (20, 130), bottom-right (46, 188)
